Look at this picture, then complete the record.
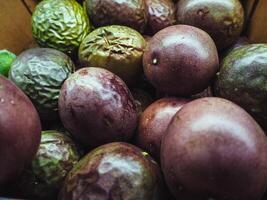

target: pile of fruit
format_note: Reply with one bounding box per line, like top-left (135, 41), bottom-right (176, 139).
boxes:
top-left (0, 0), bottom-right (267, 199)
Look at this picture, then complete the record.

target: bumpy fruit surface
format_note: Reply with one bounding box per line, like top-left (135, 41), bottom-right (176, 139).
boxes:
top-left (79, 25), bottom-right (146, 85)
top-left (85, 0), bottom-right (147, 33)
top-left (32, 0), bottom-right (90, 55)
top-left (9, 48), bottom-right (75, 121)
top-left (17, 130), bottom-right (80, 200)
top-left (59, 142), bottom-right (166, 200)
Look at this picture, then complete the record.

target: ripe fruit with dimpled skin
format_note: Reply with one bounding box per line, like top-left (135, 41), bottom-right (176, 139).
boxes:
top-left (161, 97), bottom-right (267, 200)
top-left (143, 25), bottom-right (219, 96)
top-left (144, 0), bottom-right (176, 35)
top-left (136, 97), bottom-right (190, 162)
top-left (59, 67), bottom-right (138, 150)
top-left (0, 76), bottom-right (41, 185)
top-left (32, 0), bottom-right (90, 55)
top-left (176, 0), bottom-right (244, 51)
top-left (85, 0), bottom-right (147, 33)
top-left (58, 142), bottom-right (167, 200)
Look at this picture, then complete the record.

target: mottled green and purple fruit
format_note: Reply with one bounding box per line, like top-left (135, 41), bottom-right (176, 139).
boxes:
top-left (9, 48), bottom-right (75, 121)
top-left (59, 142), bottom-right (167, 200)
top-left (17, 130), bottom-right (80, 200)
top-left (215, 44), bottom-right (267, 130)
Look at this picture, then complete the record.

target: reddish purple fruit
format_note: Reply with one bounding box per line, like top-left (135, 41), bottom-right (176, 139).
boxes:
top-left (143, 25), bottom-right (219, 96)
top-left (144, 0), bottom-right (176, 35)
top-left (58, 142), bottom-right (167, 200)
top-left (176, 0), bottom-right (244, 51)
top-left (0, 76), bottom-right (41, 185)
top-left (136, 97), bottom-right (191, 161)
top-left (161, 97), bottom-right (267, 200)
top-left (59, 67), bottom-right (138, 150)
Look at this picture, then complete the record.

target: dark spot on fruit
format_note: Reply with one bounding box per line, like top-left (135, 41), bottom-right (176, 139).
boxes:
top-left (103, 115), bottom-right (114, 127)
top-left (79, 69), bottom-right (89, 76)
top-left (70, 106), bottom-right (77, 118)
top-left (197, 8), bottom-right (209, 18)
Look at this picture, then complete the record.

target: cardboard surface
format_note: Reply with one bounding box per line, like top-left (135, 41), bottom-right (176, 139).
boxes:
top-left (0, 0), bottom-right (34, 54)
top-left (22, 0), bottom-right (37, 13)
top-left (246, 0), bottom-right (267, 43)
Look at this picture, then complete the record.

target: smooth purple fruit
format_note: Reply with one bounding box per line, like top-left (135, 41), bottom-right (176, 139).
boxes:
top-left (0, 76), bottom-right (41, 185)
top-left (161, 97), bottom-right (267, 200)
top-left (143, 25), bottom-right (219, 96)
top-left (136, 97), bottom-right (190, 161)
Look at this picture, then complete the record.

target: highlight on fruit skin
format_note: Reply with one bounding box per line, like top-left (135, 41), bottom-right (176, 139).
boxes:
top-left (143, 24), bottom-right (219, 96)
top-left (161, 97), bottom-right (267, 200)
top-left (59, 67), bottom-right (138, 150)
top-left (58, 142), bottom-right (167, 200)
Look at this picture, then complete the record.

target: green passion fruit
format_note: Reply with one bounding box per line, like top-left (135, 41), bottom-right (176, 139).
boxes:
top-left (79, 25), bottom-right (146, 86)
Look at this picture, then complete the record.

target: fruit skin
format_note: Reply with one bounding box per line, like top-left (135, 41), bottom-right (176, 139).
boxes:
top-left (58, 142), bottom-right (166, 200)
top-left (144, 0), bottom-right (176, 35)
top-left (79, 25), bottom-right (146, 85)
top-left (131, 88), bottom-right (153, 116)
top-left (9, 48), bottom-right (75, 121)
top-left (0, 50), bottom-right (16, 77)
top-left (214, 44), bottom-right (267, 130)
top-left (136, 97), bottom-right (190, 162)
top-left (59, 67), bottom-right (138, 150)
top-left (85, 0), bottom-right (147, 33)
top-left (161, 97), bottom-right (267, 200)
top-left (16, 130), bottom-right (80, 200)
top-left (191, 87), bottom-right (213, 99)
top-left (176, 0), bottom-right (244, 51)
top-left (32, 0), bottom-right (90, 55)
top-left (219, 36), bottom-right (250, 61)
top-left (143, 25), bottom-right (219, 96)
top-left (0, 76), bottom-right (41, 185)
